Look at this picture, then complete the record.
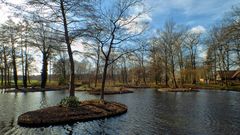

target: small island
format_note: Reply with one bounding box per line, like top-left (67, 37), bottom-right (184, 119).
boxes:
top-left (89, 87), bottom-right (133, 95)
top-left (18, 99), bottom-right (127, 127)
top-left (89, 89), bottom-right (133, 95)
top-left (74, 85), bottom-right (134, 95)
top-left (158, 88), bottom-right (199, 92)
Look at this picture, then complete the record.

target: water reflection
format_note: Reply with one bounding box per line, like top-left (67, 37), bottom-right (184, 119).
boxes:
top-left (0, 89), bottom-right (240, 134)
top-left (40, 92), bottom-right (48, 109)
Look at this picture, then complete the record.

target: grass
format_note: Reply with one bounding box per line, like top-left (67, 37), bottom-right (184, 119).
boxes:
top-left (0, 80), bottom-right (61, 88)
top-left (183, 83), bottom-right (240, 91)
top-left (2, 79), bottom-right (239, 92)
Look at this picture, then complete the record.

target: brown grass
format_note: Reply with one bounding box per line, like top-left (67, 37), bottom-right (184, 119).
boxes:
top-left (18, 100), bottom-right (127, 127)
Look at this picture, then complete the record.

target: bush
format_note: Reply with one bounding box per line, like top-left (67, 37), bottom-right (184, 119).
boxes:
top-left (58, 76), bottom-right (67, 86)
top-left (59, 96), bottom-right (80, 108)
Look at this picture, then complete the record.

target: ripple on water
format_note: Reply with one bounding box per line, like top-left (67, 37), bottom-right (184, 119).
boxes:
top-left (0, 90), bottom-right (240, 134)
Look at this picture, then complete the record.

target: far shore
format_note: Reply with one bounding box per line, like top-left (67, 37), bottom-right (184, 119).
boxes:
top-left (2, 87), bottom-right (68, 93)
top-left (1, 84), bottom-right (240, 93)
top-left (76, 86), bottom-right (134, 95)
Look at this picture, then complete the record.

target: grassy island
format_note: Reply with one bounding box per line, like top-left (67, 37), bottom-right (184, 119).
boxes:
top-left (158, 88), bottom-right (199, 92)
top-left (89, 87), bottom-right (133, 95)
top-left (17, 99), bottom-right (127, 127)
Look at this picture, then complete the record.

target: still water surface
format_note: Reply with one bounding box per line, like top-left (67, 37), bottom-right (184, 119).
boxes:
top-left (0, 89), bottom-right (240, 135)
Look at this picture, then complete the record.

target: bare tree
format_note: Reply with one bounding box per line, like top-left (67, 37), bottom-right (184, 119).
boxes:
top-left (29, 18), bottom-right (63, 88)
top-left (82, 41), bottom-right (102, 88)
top-left (0, 19), bottom-right (19, 89)
top-left (184, 31), bottom-right (201, 84)
top-left (160, 20), bottom-right (182, 88)
top-left (87, 0), bottom-right (149, 100)
top-left (26, 0), bottom-right (94, 96)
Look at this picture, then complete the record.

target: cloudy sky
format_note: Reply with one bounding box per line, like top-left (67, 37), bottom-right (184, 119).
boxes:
top-left (144, 0), bottom-right (239, 32)
top-left (1, 0), bottom-right (239, 32)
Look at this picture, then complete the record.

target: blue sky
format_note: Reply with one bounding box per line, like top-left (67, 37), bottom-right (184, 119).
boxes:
top-left (1, 0), bottom-right (239, 31)
top-left (145, 0), bottom-right (240, 31)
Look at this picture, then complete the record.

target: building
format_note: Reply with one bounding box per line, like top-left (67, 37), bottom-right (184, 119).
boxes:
top-left (216, 70), bottom-right (240, 81)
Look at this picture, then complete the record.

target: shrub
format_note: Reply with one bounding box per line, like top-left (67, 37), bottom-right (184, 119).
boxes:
top-left (58, 76), bottom-right (67, 86)
top-left (59, 96), bottom-right (80, 108)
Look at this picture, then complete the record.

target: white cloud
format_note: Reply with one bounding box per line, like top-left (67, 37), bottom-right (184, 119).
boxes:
top-left (190, 25), bottom-right (206, 34)
top-left (0, 0), bottom-right (26, 24)
top-left (0, 4), bottom-right (11, 23)
top-left (145, 0), bottom-right (239, 17)
top-left (118, 3), bottom-right (152, 34)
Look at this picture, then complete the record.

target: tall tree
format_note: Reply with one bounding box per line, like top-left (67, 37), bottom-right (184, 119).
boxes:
top-left (30, 21), bottom-right (60, 88)
top-left (160, 20), bottom-right (182, 88)
top-left (26, 0), bottom-right (94, 96)
top-left (1, 19), bottom-right (19, 89)
top-left (184, 31), bottom-right (201, 84)
top-left (18, 20), bottom-right (31, 88)
top-left (87, 0), bottom-right (148, 100)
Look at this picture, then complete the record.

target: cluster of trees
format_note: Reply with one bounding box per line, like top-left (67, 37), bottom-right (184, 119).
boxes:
top-left (149, 20), bottom-right (203, 88)
top-left (205, 6), bottom-right (240, 86)
top-left (0, 19), bottom-right (35, 89)
top-left (79, 5), bottom-right (240, 89)
top-left (0, 0), bottom-right (149, 99)
top-left (138, 6), bottom-right (239, 88)
top-left (0, 0), bottom-right (239, 98)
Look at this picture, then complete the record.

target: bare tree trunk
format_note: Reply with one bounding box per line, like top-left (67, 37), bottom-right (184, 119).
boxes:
top-left (62, 60), bottom-right (66, 82)
top-left (164, 56), bottom-right (168, 87)
top-left (0, 56), bottom-right (3, 86)
top-left (49, 59), bottom-right (52, 83)
top-left (94, 62), bottom-right (99, 88)
top-left (111, 64), bottom-right (115, 85)
top-left (41, 53), bottom-right (48, 88)
top-left (24, 48), bottom-right (28, 88)
top-left (11, 43), bottom-right (18, 90)
top-left (192, 55), bottom-right (196, 84)
top-left (3, 47), bottom-right (7, 88)
top-left (21, 47), bottom-right (25, 88)
top-left (101, 61), bottom-right (108, 100)
top-left (60, 0), bottom-right (75, 97)
top-left (214, 50), bottom-right (217, 84)
top-left (141, 53), bottom-right (147, 85)
top-left (121, 64), bottom-right (125, 84)
top-left (28, 70), bottom-right (31, 85)
top-left (94, 45), bottom-right (100, 88)
top-left (226, 47), bottom-right (230, 71)
top-left (171, 57), bottom-right (178, 88)
top-left (1, 68), bottom-right (3, 87)
top-left (7, 67), bottom-right (10, 87)
top-left (152, 55), bottom-right (159, 85)
top-left (23, 27), bottom-right (28, 88)
top-left (94, 47), bottom-right (100, 88)
top-left (179, 50), bottom-right (184, 87)
top-left (123, 58), bottom-right (128, 85)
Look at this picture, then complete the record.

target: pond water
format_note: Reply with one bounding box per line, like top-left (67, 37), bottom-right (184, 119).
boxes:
top-left (0, 89), bottom-right (240, 135)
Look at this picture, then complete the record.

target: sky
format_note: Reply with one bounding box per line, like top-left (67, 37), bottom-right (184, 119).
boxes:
top-left (1, 0), bottom-right (239, 34)
top-left (143, 0), bottom-right (240, 32)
